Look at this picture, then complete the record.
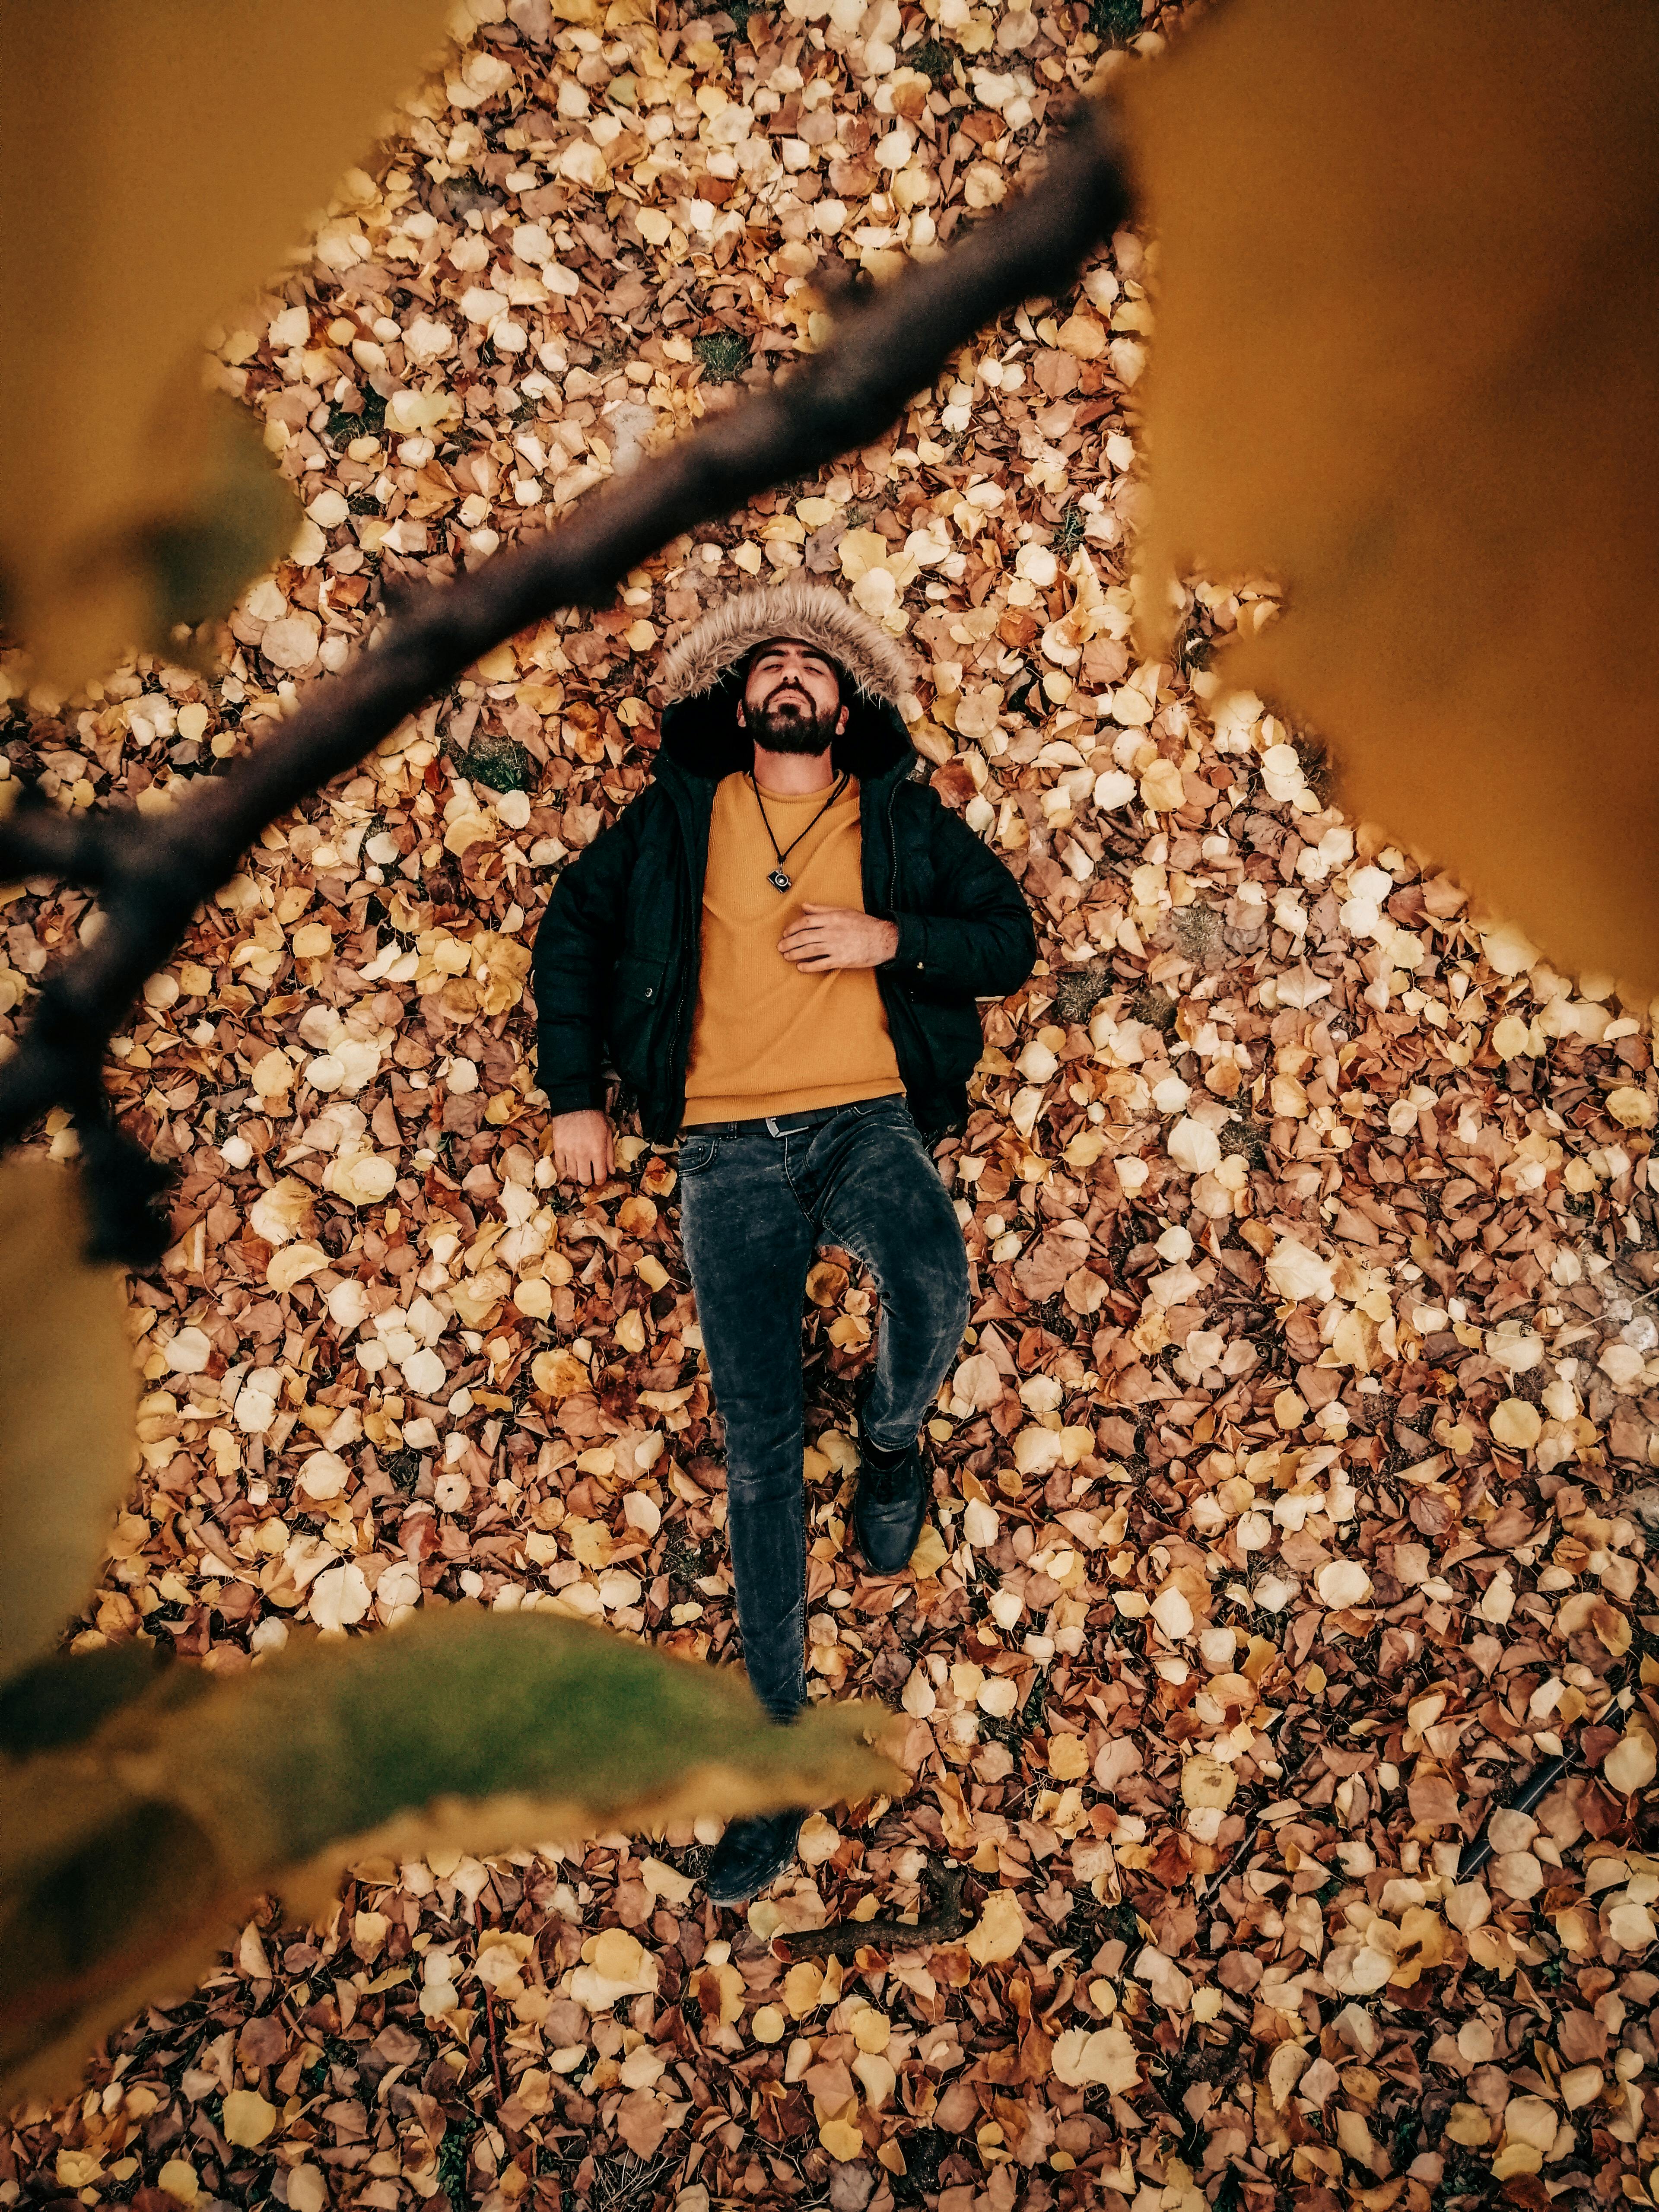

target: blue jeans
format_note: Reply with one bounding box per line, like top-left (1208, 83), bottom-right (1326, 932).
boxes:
top-left (676, 1093), bottom-right (972, 1720)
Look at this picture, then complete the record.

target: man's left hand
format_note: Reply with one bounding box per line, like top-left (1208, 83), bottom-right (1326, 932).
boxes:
top-left (778, 904), bottom-right (899, 972)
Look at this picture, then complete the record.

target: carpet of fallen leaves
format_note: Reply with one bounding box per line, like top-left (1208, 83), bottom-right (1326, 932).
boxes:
top-left (5, 0), bottom-right (1659, 2209)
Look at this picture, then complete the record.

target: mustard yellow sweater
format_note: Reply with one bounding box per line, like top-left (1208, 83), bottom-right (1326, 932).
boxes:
top-left (680, 772), bottom-right (903, 1126)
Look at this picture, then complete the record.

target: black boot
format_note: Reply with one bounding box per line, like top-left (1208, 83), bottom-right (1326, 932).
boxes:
top-left (850, 1375), bottom-right (930, 1574)
top-left (705, 1808), bottom-right (805, 1907)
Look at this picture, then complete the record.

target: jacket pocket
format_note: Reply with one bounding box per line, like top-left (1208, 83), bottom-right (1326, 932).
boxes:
top-left (615, 951), bottom-right (668, 1005)
top-left (923, 998), bottom-right (986, 1088)
top-left (605, 953), bottom-right (671, 1095)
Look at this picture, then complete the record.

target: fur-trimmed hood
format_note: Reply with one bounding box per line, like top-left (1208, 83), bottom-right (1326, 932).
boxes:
top-left (654, 578), bottom-right (920, 785)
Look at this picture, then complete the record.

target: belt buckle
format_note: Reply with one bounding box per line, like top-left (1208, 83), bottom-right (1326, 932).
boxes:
top-left (765, 1114), bottom-right (804, 1137)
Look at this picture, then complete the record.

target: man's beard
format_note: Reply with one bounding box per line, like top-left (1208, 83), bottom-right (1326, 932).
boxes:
top-left (750, 690), bottom-right (839, 754)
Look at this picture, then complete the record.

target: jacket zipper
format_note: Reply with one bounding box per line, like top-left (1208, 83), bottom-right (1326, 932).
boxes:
top-left (665, 791), bottom-right (701, 1134)
top-left (879, 775), bottom-right (934, 1109)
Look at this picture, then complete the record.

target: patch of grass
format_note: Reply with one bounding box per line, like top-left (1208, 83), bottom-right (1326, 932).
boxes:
top-left (1051, 956), bottom-right (1114, 1025)
top-left (693, 331), bottom-right (750, 384)
top-left (895, 2129), bottom-right (949, 2204)
top-left (911, 37), bottom-right (957, 82)
top-left (453, 729), bottom-right (532, 793)
top-left (386, 1447), bottom-right (424, 1494)
top-left (325, 386), bottom-right (388, 446)
top-left (663, 1521), bottom-right (708, 1592)
top-left (437, 2112), bottom-right (481, 2203)
top-left (1176, 616), bottom-right (1214, 675)
top-left (690, 0), bottom-right (750, 31)
top-left (1219, 1116), bottom-right (1270, 1167)
top-left (589, 334), bottom-right (631, 376)
top-left (1090, 0), bottom-right (1144, 41)
top-left (1292, 733), bottom-right (1332, 802)
top-left (1055, 501), bottom-right (1086, 557)
top-left (1172, 903), bottom-right (1224, 964)
top-left (1130, 984), bottom-right (1179, 1033)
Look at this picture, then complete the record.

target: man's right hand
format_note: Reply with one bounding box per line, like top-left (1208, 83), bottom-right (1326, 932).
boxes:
top-left (547, 1108), bottom-right (614, 1186)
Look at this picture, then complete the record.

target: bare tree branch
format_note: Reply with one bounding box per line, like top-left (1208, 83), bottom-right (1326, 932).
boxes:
top-left (772, 1858), bottom-right (968, 1962)
top-left (0, 100), bottom-right (1129, 1259)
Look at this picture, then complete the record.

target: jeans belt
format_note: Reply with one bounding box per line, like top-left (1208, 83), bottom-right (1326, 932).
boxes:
top-left (680, 1094), bottom-right (903, 1140)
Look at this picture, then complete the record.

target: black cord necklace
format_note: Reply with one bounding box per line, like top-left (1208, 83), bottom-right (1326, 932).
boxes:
top-left (748, 767), bottom-right (849, 892)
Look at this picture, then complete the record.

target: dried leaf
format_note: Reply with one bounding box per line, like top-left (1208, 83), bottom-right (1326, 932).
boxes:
top-left (963, 1889), bottom-right (1026, 1965)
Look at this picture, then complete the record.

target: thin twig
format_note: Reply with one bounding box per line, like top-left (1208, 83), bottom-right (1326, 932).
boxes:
top-left (482, 1983), bottom-right (507, 2112)
top-left (0, 101), bottom-right (1129, 1261)
top-left (1456, 1744), bottom-right (1578, 1881)
top-left (772, 1857), bottom-right (967, 1961)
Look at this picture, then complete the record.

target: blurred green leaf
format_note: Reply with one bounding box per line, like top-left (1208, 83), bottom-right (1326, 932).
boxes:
top-left (0, 1610), bottom-right (902, 2101)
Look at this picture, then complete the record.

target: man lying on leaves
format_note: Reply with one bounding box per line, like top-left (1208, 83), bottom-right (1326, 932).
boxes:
top-left (531, 579), bottom-right (1037, 1906)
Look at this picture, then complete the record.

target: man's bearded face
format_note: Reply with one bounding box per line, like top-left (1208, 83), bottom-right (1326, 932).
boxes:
top-left (741, 641), bottom-right (845, 753)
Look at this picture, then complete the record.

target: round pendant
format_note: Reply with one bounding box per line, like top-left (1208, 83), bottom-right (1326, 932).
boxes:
top-left (767, 867), bottom-right (792, 891)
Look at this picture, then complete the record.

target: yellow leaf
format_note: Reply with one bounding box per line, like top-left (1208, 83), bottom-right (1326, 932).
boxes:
top-left (1180, 1755), bottom-right (1237, 1810)
top-left (250, 1050), bottom-right (293, 1096)
top-left (1315, 1558), bottom-right (1373, 1609)
top-left (1604, 1729), bottom-right (1657, 1793)
top-left (1052, 2024), bottom-right (1139, 2091)
top-left (1268, 2042), bottom-right (1310, 2110)
top-left (837, 528), bottom-right (890, 583)
top-left (532, 1349), bottom-right (592, 1402)
top-left (220, 2091), bottom-right (276, 2148)
top-left (853, 2049), bottom-right (896, 2108)
top-left (1490, 1398), bottom-right (1541, 1450)
top-left (267, 1242), bottom-right (328, 1294)
top-left (0, 1164), bottom-right (135, 1683)
top-left (470, 932), bottom-right (531, 1017)
top-left (783, 1961), bottom-right (825, 2017)
top-left (964, 1888), bottom-right (1026, 1964)
top-left (1048, 1734), bottom-right (1090, 1780)
top-left (445, 811), bottom-right (494, 857)
top-left (1057, 311), bottom-right (1107, 359)
top-left (1139, 758), bottom-right (1186, 812)
top-left (908, 1524), bottom-right (950, 1580)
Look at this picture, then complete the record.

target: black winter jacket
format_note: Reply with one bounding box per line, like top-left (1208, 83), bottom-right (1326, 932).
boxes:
top-left (530, 671), bottom-right (1037, 1146)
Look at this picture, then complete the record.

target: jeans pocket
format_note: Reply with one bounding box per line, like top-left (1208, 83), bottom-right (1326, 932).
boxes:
top-left (677, 1135), bottom-right (720, 1174)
